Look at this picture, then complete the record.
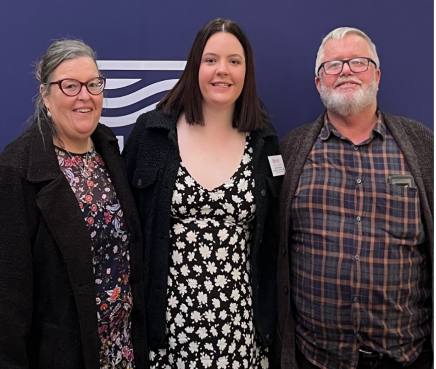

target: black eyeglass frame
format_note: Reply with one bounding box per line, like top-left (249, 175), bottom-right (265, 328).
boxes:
top-left (317, 57), bottom-right (377, 76)
top-left (48, 77), bottom-right (106, 96)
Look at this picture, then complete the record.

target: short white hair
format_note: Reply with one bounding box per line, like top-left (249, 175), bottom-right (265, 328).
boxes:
top-left (315, 27), bottom-right (380, 76)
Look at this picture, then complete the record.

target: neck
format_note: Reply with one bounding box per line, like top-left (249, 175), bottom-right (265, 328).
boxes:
top-left (53, 136), bottom-right (93, 154)
top-left (327, 102), bottom-right (378, 144)
top-left (201, 103), bottom-right (235, 132)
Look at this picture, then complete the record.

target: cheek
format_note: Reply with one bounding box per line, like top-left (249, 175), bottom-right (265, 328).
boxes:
top-left (325, 78), bottom-right (338, 91)
top-left (93, 95), bottom-right (104, 111)
top-left (235, 69), bottom-right (246, 91)
top-left (198, 68), bottom-right (209, 86)
top-left (51, 99), bottom-right (72, 118)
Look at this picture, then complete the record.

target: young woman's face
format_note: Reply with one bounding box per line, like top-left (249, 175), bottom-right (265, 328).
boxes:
top-left (198, 32), bottom-right (246, 110)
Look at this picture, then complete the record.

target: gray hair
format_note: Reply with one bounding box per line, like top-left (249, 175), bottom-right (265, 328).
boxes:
top-left (34, 39), bottom-right (99, 140)
top-left (315, 27), bottom-right (380, 76)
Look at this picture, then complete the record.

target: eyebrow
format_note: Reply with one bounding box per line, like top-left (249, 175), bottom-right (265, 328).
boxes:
top-left (202, 52), bottom-right (244, 58)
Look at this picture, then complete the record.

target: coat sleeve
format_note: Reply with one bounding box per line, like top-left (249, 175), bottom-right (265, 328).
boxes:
top-left (0, 166), bottom-right (33, 368)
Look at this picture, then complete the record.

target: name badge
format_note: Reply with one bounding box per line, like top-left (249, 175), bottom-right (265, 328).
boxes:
top-left (268, 155), bottom-right (285, 176)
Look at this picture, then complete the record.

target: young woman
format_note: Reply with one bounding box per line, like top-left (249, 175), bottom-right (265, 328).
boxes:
top-left (124, 18), bottom-right (280, 368)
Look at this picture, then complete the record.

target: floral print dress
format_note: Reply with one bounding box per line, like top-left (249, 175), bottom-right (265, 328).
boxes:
top-left (56, 147), bottom-right (135, 369)
top-left (149, 134), bottom-right (269, 369)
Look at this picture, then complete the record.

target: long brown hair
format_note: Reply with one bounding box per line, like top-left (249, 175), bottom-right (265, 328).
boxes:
top-left (157, 18), bottom-right (269, 131)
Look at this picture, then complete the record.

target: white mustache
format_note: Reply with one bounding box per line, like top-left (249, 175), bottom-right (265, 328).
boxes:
top-left (333, 77), bottom-right (362, 88)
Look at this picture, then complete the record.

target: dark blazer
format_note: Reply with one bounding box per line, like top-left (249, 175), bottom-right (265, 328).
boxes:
top-left (0, 122), bottom-right (148, 369)
top-left (123, 108), bottom-right (280, 349)
top-left (274, 109), bottom-right (434, 368)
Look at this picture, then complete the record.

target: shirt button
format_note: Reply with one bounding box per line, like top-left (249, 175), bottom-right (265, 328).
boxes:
top-left (137, 178), bottom-right (142, 186)
top-left (283, 286), bottom-right (288, 295)
top-left (261, 189), bottom-right (266, 197)
top-left (355, 255), bottom-right (360, 261)
top-left (353, 146), bottom-right (359, 151)
top-left (266, 334), bottom-right (271, 341)
top-left (354, 297), bottom-right (358, 302)
top-left (282, 247), bottom-right (286, 255)
top-left (356, 178), bottom-right (362, 184)
top-left (356, 216), bottom-right (361, 222)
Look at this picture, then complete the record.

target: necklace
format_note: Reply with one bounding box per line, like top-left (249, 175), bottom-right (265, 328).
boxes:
top-left (64, 147), bottom-right (94, 179)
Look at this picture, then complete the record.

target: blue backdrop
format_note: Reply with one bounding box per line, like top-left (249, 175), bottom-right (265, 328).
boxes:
top-left (1, 0), bottom-right (433, 152)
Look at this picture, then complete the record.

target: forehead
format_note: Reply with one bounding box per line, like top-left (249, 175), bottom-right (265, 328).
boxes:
top-left (52, 57), bottom-right (98, 80)
top-left (203, 32), bottom-right (244, 55)
top-left (322, 34), bottom-right (372, 61)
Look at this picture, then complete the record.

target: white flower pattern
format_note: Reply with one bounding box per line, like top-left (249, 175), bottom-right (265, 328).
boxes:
top-left (149, 134), bottom-right (268, 368)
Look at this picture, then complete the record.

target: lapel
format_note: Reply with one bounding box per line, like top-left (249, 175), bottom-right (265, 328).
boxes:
top-left (251, 123), bottom-right (279, 228)
top-left (381, 110), bottom-right (425, 196)
top-left (92, 125), bottom-right (143, 283)
top-left (280, 113), bottom-right (324, 242)
top-left (381, 110), bottom-right (433, 246)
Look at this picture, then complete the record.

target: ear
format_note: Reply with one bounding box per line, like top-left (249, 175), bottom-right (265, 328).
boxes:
top-left (315, 76), bottom-right (321, 93)
top-left (40, 84), bottom-right (50, 110)
top-left (375, 68), bottom-right (381, 91)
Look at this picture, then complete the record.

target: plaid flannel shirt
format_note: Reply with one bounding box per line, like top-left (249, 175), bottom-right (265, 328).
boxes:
top-left (290, 113), bottom-right (431, 369)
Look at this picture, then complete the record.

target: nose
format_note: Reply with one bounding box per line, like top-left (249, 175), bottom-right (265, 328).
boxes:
top-left (340, 60), bottom-right (353, 75)
top-left (216, 60), bottom-right (229, 75)
top-left (77, 84), bottom-right (91, 99)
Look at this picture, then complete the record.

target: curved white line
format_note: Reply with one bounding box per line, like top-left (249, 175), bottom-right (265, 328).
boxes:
top-left (103, 79), bottom-right (178, 109)
top-left (100, 102), bottom-right (158, 127)
top-left (105, 79), bottom-right (141, 89)
top-left (97, 60), bottom-right (186, 70)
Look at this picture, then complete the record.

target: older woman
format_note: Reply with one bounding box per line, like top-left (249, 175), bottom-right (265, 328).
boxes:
top-left (124, 19), bottom-right (280, 368)
top-left (0, 40), bottom-right (147, 369)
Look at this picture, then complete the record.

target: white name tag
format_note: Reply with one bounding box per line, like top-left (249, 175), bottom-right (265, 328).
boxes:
top-left (268, 155), bottom-right (285, 176)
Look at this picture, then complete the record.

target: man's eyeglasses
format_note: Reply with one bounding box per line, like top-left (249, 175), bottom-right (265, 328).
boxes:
top-left (317, 57), bottom-right (377, 76)
top-left (49, 77), bottom-right (106, 97)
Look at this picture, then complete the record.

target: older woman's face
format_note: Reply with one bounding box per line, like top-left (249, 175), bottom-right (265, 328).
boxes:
top-left (42, 57), bottom-right (103, 149)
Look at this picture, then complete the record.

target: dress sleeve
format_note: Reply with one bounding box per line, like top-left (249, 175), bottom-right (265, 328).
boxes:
top-left (0, 165), bottom-right (33, 368)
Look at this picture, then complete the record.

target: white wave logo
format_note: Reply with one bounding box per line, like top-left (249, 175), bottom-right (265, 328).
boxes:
top-left (97, 60), bottom-right (186, 127)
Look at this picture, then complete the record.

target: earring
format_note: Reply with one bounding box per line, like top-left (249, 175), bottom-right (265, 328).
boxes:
top-left (47, 109), bottom-right (51, 118)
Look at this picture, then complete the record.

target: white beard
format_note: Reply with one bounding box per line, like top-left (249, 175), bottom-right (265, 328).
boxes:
top-left (319, 77), bottom-right (378, 116)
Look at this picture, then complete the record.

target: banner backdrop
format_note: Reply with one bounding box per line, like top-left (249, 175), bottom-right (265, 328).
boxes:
top-left (0, 0), bottom-right (433, 152)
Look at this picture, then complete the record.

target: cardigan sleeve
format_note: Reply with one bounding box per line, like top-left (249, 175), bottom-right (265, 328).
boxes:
top-left (0, 165), bottom-right (33, 368)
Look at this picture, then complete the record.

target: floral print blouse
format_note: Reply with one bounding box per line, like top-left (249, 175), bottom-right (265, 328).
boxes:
top-left (56, 146), bottom-right (135, 369)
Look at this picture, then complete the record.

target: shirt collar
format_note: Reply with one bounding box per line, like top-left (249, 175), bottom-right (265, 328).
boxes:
top-left (319, 110), bottom-right (385, 142)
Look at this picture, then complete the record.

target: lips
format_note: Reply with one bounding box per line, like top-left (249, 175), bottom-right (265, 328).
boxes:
top-left (334, 77), bottom-right (362, 89)
top-left (211, 83), bottom-right (231, 87)
top-left (337, 82), bottom-right (358, 88)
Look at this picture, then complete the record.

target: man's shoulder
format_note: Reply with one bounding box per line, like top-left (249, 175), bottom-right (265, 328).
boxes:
top-left (382, 111), bottom-right (433, 136)
top-left (280, 113), bottom-right (325, 154)
top-left (281, 121), bottom-right (316, 142)
top-left (381, 110), bottom-right (433, 149)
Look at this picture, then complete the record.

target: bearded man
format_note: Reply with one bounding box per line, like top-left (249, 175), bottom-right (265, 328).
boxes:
top-left (275, 27), bottom-right (433, 369)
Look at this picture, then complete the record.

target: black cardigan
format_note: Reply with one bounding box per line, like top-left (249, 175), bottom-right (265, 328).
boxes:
top-left (0, 122), bottom-right (148, 369)
top-left (123, 109), bottom-right (280, 349)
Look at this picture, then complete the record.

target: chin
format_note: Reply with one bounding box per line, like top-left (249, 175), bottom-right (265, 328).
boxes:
top-left (74, 122), bottom-right (99, 135)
